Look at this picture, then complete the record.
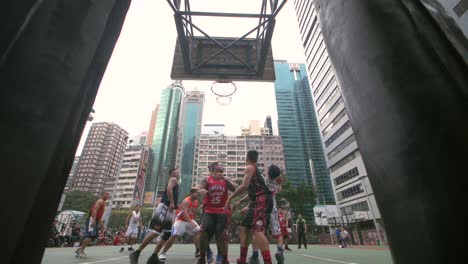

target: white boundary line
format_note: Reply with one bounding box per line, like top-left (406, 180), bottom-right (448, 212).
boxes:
top-left (300, 254), bottom-right (359, 264)
top-left (81, 256), bottom-right (127, 264)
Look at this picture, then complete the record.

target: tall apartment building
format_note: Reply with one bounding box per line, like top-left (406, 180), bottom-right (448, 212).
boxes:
top-left (274, 61), bottom-right (335, 205)
top-left (146, 105), bottom-right (159, 147)
top-left (245, 135), bottom-right (285, 173)
top-left (64, 156), bottom-right (80, 191)
top-left (145, 81), bottom-right (184, 206)
top-left (130, 131), bottom-right (148, 146)
top-left (293, 0), bottom-right (384, 238)
top-left (71, 122), bottom-right (128, 196)
top-left (176, 90), bottom-right (205, 203)
top-left (193, 134), bottom-right (285, 186)
top-left (110, 144), bottom-right (152, 208)
top-left (264, 115), bottom-right (273, 135)
top-left (241, 120), bottom-right (271, 136)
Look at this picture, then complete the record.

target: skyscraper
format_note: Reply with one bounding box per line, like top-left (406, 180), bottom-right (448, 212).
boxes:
top-left (274, 60), bottom-right (334, 205)
top-left (264, 115), bottom-right (273, 135)
top-left (293, 0), bottom-right (384, 240)
top-left (145, 81), bottom-right (184, 206)
top-left (193, 134), bottom-right (285, 186)
top-left (176, 90), bottom-right (205, 203)
top-left (110, 144), bottom-right (152, 208)
top-left (146, 105), bottom-right (159, 147)
top-left (71, 122), bottom-right (128, 196)
top-left (64, 156), bottom-right (80, 191)
top-left (241, 120), bottom-right (271, 136)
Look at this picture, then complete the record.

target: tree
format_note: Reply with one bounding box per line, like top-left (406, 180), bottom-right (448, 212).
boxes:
top-left (61, 190), bottom-right (97, 213)
top-left (276, 180), bottom-right (316, 220)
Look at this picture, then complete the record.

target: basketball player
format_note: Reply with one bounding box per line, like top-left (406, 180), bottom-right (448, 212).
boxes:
top-left (122, 205), bottom-right (142, 252)
top-left (225, 150), bottom-right (273, 264)
top-left (197, 162), bottom-right (237, 264)
top-left (129, 169), bottom-right (179, 264)
top-left (75, 192), bottom-right (110, 258)
top-left (158, 187), bottom-right (201, 261)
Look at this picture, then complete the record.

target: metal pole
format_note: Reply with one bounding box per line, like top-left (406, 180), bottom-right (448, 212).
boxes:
top-left (361, 176), bottom-right (383, 245)
top-left (322, 196), bottom-right (334, 244)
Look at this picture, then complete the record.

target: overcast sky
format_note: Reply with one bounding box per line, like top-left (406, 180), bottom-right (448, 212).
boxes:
top-left (77, 0), bottom-right (305, 155)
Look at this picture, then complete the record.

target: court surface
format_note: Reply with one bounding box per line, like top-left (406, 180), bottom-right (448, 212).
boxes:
top-left (42, 244), bottom-right (393, 264)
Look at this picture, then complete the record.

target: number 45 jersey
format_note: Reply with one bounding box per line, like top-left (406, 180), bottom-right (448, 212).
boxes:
top-left (203, 175), bottom-right (228, 214)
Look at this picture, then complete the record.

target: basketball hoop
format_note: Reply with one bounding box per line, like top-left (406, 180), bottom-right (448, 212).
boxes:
top-left (211, 81), bottom-right (237, 106)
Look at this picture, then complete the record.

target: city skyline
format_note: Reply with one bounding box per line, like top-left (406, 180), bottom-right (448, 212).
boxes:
top-left (75, 0), bottom-right (305, 155)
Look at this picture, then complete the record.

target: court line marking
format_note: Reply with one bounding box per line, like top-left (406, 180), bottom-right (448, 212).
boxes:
top-left (300, 254), bottom-right (359, 264)
top-left (81, 256), bottom-right (127, 264)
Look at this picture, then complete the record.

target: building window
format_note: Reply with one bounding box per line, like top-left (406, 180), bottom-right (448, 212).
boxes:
top-left (340, 201), bottom-right (369, 215)
top-left (334, 167), bottom-right (359, 186)
top-left (327, 135), bottom-right (356, 160)
top-left (325, 121), bottom-right (351, 147)
top-left (454, 0), bottom-right (468, 17)
top-left (330, 151), bottom-right (360, 172)
top-left (337, 184), bottom-right (363, 201)
top-left (322, 109), bottom-right (346, 136)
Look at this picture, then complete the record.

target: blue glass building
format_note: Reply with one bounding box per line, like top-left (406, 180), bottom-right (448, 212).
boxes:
top-left (176, 90), bottom-right (204, 202)
top-left (274, 60), bottom-right (335, 205)
top-left (145, 81), bottom-right (184, 206)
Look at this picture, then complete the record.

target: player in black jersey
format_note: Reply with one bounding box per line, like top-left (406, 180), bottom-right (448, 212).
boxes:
top-left (225, 150), bottom-right (273, 264)
top-left (130, 168), bottom-right (179, 264)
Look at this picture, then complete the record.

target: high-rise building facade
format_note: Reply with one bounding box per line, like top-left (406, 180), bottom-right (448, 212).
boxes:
top-left (264, 115), bottom-right (273, 135)
top-left (274, 60), bottom-right (335, 205)
top-left (146, 105), bottom-right (159, 147)
top-left (193, 134), bottom-right (285, 187)
top-left (64, 156), bottom-right (80, 191)
top-left (110, 144), bottom-right (152, 208)
top-left (71, 122), bottom-right (128, 196)
top-left (293, 0), bottom-right (384, 237)
top-left (130, 131), bottom-right (148, 146)
top-left (241, 120), bottom-right (271, 136)
top-left (145, 81), bottom-right (184, 206)
top-left (176, 90), bottom-right (205, 203)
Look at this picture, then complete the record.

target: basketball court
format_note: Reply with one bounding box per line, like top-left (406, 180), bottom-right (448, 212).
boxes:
top-left (42, 244), bottom-right (392, 264)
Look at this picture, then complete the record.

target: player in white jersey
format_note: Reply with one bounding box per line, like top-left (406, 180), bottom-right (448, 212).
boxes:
top-left (123, 205), bottom-right (142, 252)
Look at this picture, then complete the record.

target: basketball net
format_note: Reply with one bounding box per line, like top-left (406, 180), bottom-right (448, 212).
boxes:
top-left (211, 81), bottom-right (236, 106)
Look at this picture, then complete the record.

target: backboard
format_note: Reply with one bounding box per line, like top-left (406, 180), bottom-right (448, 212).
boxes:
top-left (167, 0), bottom-right (287, 82)
top-left (171, 36), bottom-right (275, 81)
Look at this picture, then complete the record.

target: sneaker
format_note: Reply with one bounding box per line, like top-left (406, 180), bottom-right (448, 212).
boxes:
top-left (246, 257), bottom-right (259, 264)
top-left (195, 251), bottom-right (201, 258)
top-left (197, 258), bottom-right (207, 264)
top-left (76, 250), bottom-right (87, 258)
top-left (128, 247), bottom-right (135, 252)
top-left (207, 250), bottom-right (213, 264)
top-left (129, 250), bottom-right (140, 264)
top-left (119, 247), bottom-right (124, 252)
top-left (159, 252), bottom-right (167, 261)
top-left (275, 253), bottom-right (284, 264)
top-left (147, 254), bottom-right (161, 264)
top-left (215, 253), bottom-right (222, 264)
top-left (284, 247), bottom-right (292, 251)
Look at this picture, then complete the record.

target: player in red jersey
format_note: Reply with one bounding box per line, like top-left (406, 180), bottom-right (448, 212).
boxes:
top-left (197, 162), bottom-right (237, 264)
top-left (157, 187), bottom-right (201, 261)
top-left (278, 207), bottom-right (291, 251)
top-left (225, 150), bottom-right (274, 264)
top-left (75, 192), bottom-right (110, 258)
